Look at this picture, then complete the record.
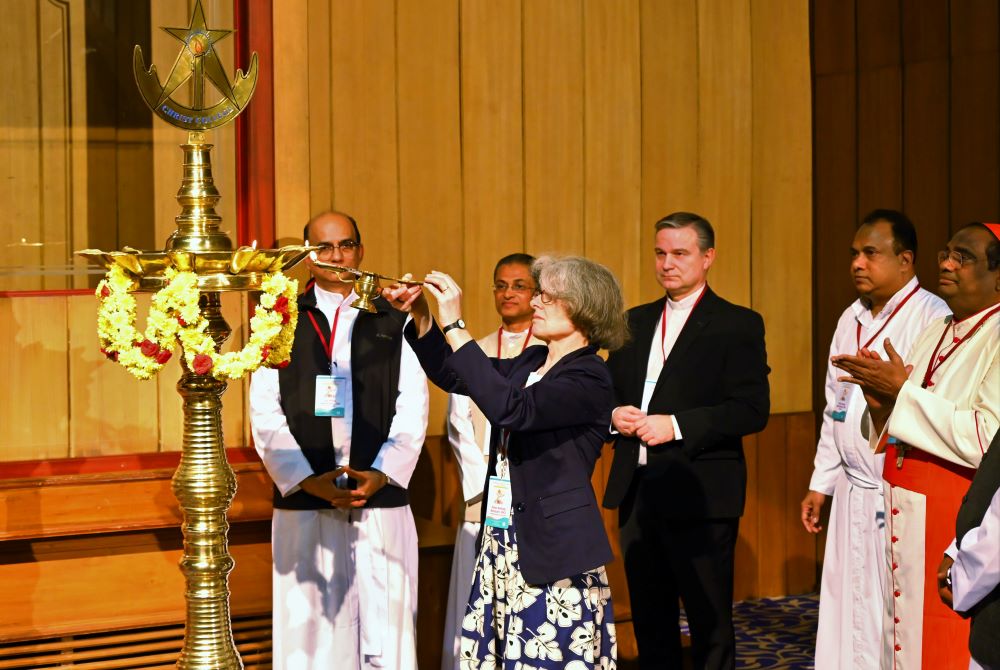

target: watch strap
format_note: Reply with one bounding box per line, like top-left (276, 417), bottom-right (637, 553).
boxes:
top-left (442, 319), bottom-right (465, 335)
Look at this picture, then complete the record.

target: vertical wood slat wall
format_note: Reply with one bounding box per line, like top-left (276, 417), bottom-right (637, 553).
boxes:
top-left (812, 0), bottom-right (1000, 416)
top-left (2, 0), bottom-right (812, 457)
top-left (273, 0), bottom-right (814, 424)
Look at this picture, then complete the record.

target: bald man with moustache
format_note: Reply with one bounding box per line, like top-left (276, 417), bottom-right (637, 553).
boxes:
top-left (250, 211), bottom-right (429, 669)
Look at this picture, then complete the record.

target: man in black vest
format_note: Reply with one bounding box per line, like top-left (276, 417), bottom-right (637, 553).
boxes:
top-left (250, 211), bottom-right (429, 669)
top-left (939, 429), bottom-right (1000, 670)
top-left (603, 211), bottom-right (770, 669)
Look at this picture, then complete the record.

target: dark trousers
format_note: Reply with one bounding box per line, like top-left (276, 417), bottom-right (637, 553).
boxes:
top-left (619, 472), bottom-right (740, 670)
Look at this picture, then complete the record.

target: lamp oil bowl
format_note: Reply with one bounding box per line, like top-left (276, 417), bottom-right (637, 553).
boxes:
top-left (310, 259), bottom-right (424, 313)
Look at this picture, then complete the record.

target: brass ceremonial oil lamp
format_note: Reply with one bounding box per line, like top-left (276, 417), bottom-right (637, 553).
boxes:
top-left (76, 2), bottom-right (310, 667)
top-left (310, 259), bottom-right (425, 312)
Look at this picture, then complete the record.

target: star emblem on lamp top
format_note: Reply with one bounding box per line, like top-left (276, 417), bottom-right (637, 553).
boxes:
top-left (156, 0), bottom-right (238, 108)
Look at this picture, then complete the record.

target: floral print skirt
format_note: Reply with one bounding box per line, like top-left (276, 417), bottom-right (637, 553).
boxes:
top-left (459, 522), bottom-right (617, 669)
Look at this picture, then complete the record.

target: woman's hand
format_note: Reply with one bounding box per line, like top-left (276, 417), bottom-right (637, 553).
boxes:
top-left (382, 275), bottom-right (433, 336)
top-left (422, 271), bottom-right (464, 326)
top-left (423, 272), bottom-right (473, 351)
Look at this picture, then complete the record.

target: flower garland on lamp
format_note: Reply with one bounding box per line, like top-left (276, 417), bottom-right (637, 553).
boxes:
top-left (96, 265), bottom-right (298, 380)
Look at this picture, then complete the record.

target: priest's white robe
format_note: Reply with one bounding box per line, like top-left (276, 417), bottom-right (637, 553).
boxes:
top-left (869, 304), bottom-right (999, 670)
top-left (946, 485), bottom-right (1000, 670)
top-left (810, 278), bottom-right (948, 670)
top-left (441, 327), bottom-right (542, 670)
top-left (250, 287), bottom-right (429, 670)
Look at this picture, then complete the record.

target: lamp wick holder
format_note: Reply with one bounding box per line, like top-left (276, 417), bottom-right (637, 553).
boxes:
top-left (310, 259), bottom-right (423, 313)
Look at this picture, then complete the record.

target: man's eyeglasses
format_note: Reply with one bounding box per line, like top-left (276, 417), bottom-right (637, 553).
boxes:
top-left (937, 249), bottom-right (978, 267)
top-left (315, 240), bottom-right (361, 259)
top-left (532, 288), bottom-right (557, 305)
top-left (492, 282), bottom-right (535, 293)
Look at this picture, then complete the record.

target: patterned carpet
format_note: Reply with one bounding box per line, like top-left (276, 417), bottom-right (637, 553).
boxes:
top-left (679, 593), bottom-right (819, 669)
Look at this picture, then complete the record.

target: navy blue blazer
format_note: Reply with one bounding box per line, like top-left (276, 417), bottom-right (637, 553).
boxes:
top-left (405, 321), bottom-right (615, 585)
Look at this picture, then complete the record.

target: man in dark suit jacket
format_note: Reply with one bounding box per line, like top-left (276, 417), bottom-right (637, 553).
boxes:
top-left (604, 211), bottom-right (770, 669)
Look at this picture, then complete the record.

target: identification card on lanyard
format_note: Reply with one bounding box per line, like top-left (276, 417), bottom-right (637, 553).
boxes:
top-left (831, 383), bottom-right (854, 422)
top-left (315, 375), bottom-right (347, 417)
top-left (308, 302), bottom-right (348, 417)
top-left (484, 476), bottom-right (513, 528)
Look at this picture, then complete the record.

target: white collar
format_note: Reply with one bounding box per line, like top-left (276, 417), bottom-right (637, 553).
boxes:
top-left (852, 275), bottom-right (919, 323)
top-left (951, 301), bottom-right (1000, 338)
top-left (314, 283), bottom-right (357, 306)
top-left (667, 283), bottom-right (706, 311)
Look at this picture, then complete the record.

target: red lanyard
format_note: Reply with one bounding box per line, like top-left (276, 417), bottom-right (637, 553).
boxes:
top-left (661, 286), bottom-right (707, 360)
top-left (855, 284), bottom-right (921, 351)
top-left (921, 304), bottom-right (1000, 388)
top-left (496, 325), bottom-right (533, 358)
top-left (307, 301), bottom-right (345, 365)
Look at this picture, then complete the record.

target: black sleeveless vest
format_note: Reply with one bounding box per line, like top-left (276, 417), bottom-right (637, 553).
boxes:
top-left (955, 429), bottom-right (1000, 667)
top-left (274, 287), bottom-right (410, 510)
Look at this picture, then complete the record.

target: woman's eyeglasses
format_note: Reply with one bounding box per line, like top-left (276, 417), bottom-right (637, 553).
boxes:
top-left (532, 288), bottom-right (556, 305)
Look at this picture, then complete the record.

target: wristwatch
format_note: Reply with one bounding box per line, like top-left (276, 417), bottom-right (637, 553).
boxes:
top-left (442, 318), bottom-right (466, 335)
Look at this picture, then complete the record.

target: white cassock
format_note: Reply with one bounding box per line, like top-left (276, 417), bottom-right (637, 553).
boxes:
top-left (868, 304), bottom-right (999, 670)
top-left (441, 327), bottom-right (543, 670)
top-left (250, 287), bottom-right (429, 670)
top-left (809, 278), bottom-right (949, 669)
top-left (945, 486), bottom-right (1000, 670)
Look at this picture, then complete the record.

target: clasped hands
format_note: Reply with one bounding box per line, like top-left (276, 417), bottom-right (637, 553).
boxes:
top-left (613, 406), bottom-right (675, 446)
top-left (300, 466), bottom-right (389, 508)
top-left (830, 338), bottom-right (913, 430)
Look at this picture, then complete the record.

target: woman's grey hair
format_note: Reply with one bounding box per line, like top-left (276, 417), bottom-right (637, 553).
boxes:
top-left (532, 255), bottom-right (629, 351)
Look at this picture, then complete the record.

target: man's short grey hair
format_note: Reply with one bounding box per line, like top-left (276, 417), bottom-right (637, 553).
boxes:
top-left (532, 255), bottom-right (629, 351)
top-left (655, 211), bottom-right (715, 252)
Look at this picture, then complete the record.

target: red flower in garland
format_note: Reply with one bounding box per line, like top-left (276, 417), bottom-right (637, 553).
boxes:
top-left (100, 285), bottom-right (110, 298)
top-left (177, 315), bottom-right (188, 327)
top-left (272, 296), bottom-right (292, 325)
top-left (155, 349), bottom-right (172, 364)
top-left (99, 347), bottom-right (119, 362)
top-left (192, 353), bottom-right (214, 375)
top-left (273, 360), bottom-right (290, 369)
top-left (140, 339), bottom-right (160, 358)
top-left (261, 345), bottom-right (271, 362)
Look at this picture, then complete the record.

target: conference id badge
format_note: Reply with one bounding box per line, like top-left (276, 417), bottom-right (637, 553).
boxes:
top-left (831, 383), bottom-right (853, 422)
top-left (314, 375), bottom-right (346, 417)
top-left (484, 476), bottom-right (513, 529)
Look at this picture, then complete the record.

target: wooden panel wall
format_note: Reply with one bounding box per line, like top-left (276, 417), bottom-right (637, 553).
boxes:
top-left (0, 0), bottom-right (89, 291)
top-left (273, 0), bottom-right (814, 421)
top-left (812, 0), bottom-right (1000, 414)
top-left (1, 0), bottom-right (813, 460)
top-left (0, 293), bottom-right (250, 461)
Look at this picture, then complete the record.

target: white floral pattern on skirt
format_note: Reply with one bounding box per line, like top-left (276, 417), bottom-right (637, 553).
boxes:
top-left (459, 522), bottom-right (617, 669)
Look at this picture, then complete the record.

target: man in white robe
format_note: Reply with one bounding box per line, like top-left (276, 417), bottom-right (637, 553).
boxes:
top-left (833, 222), bottom-right (1000, 669)
top-left (940, 428), bottom-right (1000, 670)
top-left (250, 211), bottom-right (429, 670)
top-left (441, 253), bottom-right (543, 670)
top-left (802, 210), bottom-right (949, 669)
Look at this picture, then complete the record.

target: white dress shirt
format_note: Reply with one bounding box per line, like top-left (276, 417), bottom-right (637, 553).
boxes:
top-left (636, 284), bottom-right (705, 465)
top-left (250, 285), bottom-right (429, 493)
